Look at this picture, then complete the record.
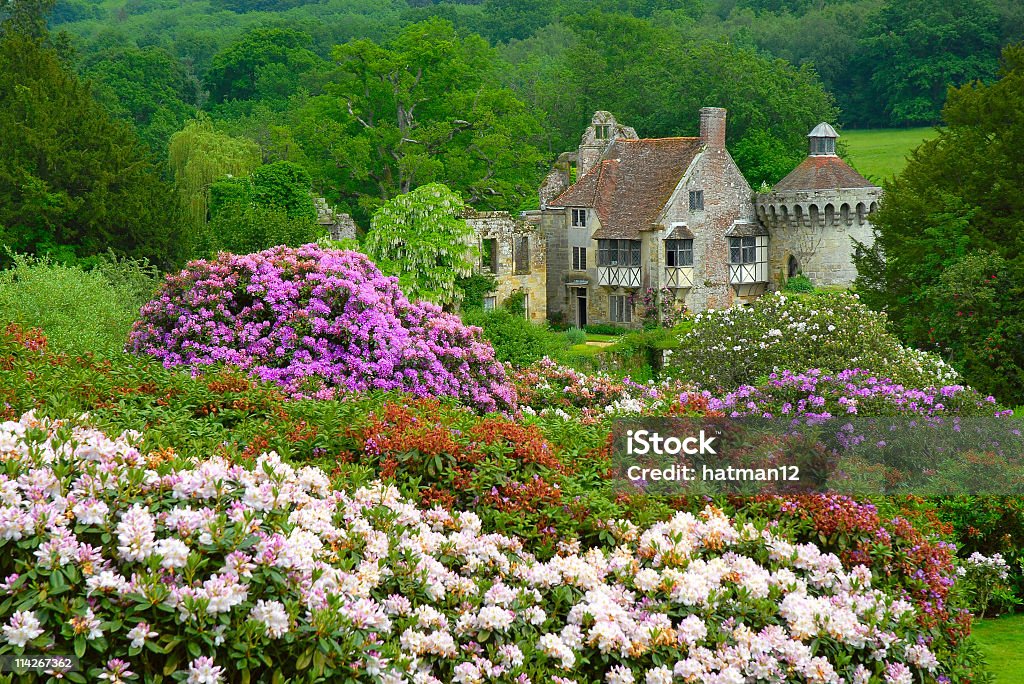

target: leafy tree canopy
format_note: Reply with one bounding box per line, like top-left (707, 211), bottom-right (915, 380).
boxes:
top-left (855, 44), bottom-right (1024, 403)
top-left (82, 45), bottom-right (199, 154)
top-left (364, 182), bottom-right (476, 306)
top-left (292, 18), bottom-right (546, 222)
top-left (205, 27), bottom-right (324, 104)
top-left (846, 0), bottom-right (1001, 126)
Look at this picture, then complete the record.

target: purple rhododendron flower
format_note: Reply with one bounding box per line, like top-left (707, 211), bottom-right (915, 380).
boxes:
top-left (128, 245), bottom-right (516, 413)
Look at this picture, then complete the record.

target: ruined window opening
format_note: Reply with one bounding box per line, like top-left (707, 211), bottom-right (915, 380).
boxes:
top-left (665, 239), bottom-right (693, 267)
top-left (595, 124), bottom-right (611, 140)
top-left (513, 236), bottom-right (530, 275)
top-left (689, 190), bottom-right (704, 211)
top-left (481, 238), bottom-right (498, 274)
top-left (571, 208), bottom-right (587, 227)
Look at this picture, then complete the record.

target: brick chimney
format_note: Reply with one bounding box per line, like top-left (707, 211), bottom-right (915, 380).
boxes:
top-left (699, 107), bottom-right (727, 150)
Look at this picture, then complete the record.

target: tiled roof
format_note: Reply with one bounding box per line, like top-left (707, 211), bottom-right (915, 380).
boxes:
top-left (772, 155), bottom-right (876, 192)
top-left (548, 138), bottom-right (704, 240)
top-left (726, 221), bottom-right (768, 237)
top-left (666, 225), bottom-right (693, 239)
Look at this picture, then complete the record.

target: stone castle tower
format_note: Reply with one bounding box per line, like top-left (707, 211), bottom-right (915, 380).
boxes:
top-left (756, 123), bottom-right (881, 286)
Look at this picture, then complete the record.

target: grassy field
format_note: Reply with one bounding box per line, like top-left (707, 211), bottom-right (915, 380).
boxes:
top-left (841, 127), bottom-right (937, 183)
top-left (972, 614), bottom-right (1024, 682)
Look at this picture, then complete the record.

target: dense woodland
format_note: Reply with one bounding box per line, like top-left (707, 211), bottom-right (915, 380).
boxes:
top-left (4, 0), bottom-right (1022, 228)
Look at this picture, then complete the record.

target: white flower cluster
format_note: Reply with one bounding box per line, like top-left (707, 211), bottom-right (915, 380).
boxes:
top-left (958, 551), bottom-right (1011, 580)
top-left (0, 412), bottom-right (944, 683)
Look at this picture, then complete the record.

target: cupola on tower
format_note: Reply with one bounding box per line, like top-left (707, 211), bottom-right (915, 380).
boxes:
top-left (756, 122), bottom-right (882, 287)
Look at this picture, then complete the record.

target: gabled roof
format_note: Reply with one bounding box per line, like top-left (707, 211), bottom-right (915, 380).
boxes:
top-left (772, 155), bottom-right (876, 192)
top-left (548, 137), bottom-right (704, 240)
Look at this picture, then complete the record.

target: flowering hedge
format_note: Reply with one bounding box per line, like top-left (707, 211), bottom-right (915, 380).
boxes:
top-left (514, 360), bottom-right (1005, 424)
top-left (0, 413), bottom-right (963, 684)
top-left (668, 292), bottom-right (961, 391)
top-left (128, 245), bottom-right (515, 413)
top-left (700, 369), bottom-right (1010, 420)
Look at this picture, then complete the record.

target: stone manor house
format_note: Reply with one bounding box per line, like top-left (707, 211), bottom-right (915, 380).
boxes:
top-left (464, 107), bottom-right (880, 327)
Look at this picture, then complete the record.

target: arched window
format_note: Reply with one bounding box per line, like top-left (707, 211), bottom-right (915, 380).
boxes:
top-left (788, 255), bottom-right (800, 278)
top-left (824, 204), bottom-right (835, 225)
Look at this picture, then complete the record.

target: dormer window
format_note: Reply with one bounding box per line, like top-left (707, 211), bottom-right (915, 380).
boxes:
top-left (571, 208), bottom-right (587, 227)
top-left (595, 124), bottom-right (611, 140)
top-left (666, 239), bottom-right (693, 267)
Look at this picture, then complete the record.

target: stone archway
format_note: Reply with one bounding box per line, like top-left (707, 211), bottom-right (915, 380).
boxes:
top-left (787, 255), bottom-right (800, 278)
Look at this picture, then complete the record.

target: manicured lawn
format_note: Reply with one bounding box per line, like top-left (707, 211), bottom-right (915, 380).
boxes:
top-left (841, 127), bottom-right (937, 183)
top-left (972, 614), bottom-right (1024, 682)
top-left (585, 333), bottom-right (620, 344)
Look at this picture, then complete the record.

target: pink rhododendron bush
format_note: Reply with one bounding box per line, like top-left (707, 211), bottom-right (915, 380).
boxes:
top-left (0, 413), bottom-right (958, 683)
top-left (128, 244), bottom-right (515, 413)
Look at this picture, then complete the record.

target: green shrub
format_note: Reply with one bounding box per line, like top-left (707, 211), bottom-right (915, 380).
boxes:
top-left (501, 289), bottom-right (527, 316)
top-left (0, 254), bottom-right (142, 356)
top-left (191, 203), bottom-right (325, 258)
top-left (564, 326), bottom-right (587, 346)
top-left (783, 273), bottom-right (815, 293)
top-left (608, 327), bottom-right (679, 379)
top-left (583, 323), bottom-right (627, 335)
top-left (462, 308), bottom-right (569, 367)
top-left (455, 273), bottom-right (497, 309)
top-left (93, 251), bottom-right (162, 313)
top-left (668, 291), bottom-right (962, 391)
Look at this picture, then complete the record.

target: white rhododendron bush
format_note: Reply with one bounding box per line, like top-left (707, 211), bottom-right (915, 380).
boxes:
top-left (0, 413), bottom-right (943, 684)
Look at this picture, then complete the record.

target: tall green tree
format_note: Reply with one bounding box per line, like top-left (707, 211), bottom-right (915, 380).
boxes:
top-left (364, 183), bottom-right (476, 307)
top-left (205, 27), bottom-right (323, 104)
top-left (855, 45), bottom-right (1024, 403)
top-left (846, 0), bottom-right (1001, 126)
top-left (167, 117), bottom-right (262, 229)
top-left (82, 46), bottom-right (199, 155)
top-left (294, 19), bottom-right (547, 221)
top-left (0, 0), bottom-right (55, 41)
top-left (0, 25), bottom-right (182, 265)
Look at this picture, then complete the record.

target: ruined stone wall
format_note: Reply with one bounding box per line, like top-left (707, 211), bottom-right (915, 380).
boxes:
top-left (541, 209), bottom-right (570, 323)
top-left (315, 197), bottom-right (358, 240)
top-left (464, 211), bottom-right (547, 323)
top-left (757, 188), bottom-right (881, 287)
top-left (576, 111), bottom-right (638, 179)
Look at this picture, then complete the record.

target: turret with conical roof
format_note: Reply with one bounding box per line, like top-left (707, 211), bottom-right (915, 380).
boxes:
top-left (756, 123), bottom-right (882, 287)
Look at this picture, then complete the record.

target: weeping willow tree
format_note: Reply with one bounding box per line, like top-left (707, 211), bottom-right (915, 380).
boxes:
top-left (167, 116), bottom-right (262, 231)
top-left (365, 183), bottom-right (477, 307)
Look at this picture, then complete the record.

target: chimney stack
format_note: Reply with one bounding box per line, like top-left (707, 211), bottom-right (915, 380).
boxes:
top-left (699, 107), bottom-right (727, 150)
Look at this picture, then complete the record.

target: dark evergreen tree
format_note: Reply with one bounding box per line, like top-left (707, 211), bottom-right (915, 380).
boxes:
top-left (0, 18), bottom-right (183, 265)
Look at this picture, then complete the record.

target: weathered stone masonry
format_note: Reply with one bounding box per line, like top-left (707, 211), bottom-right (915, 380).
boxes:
top-left (463, 210), bottom-right (548, 323)
top-left (525, 110), bottom-right (880, 327)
